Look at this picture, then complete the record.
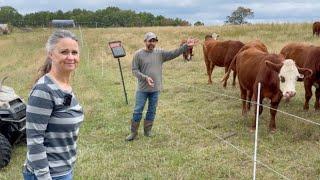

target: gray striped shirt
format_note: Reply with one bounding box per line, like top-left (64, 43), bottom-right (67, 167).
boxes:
top-left (25, 74), bottom-right (84, 180)
top-left (132, 44), bottom-right (188, 92)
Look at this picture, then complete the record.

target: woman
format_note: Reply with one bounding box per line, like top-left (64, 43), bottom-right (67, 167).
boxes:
top-left (22, 30), bottom-right (84, 180)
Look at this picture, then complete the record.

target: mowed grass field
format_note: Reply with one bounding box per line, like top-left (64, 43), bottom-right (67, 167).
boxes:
top-left (1, 24), bottom-right (320, 179)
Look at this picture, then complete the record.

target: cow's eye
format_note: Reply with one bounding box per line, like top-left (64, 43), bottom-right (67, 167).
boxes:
top-left (280, 76), bottom-right (285, 83)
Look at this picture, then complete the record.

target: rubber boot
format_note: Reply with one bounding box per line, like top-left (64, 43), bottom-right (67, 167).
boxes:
top-left (125, 120), bottom-right (140, 141)
top-left (144, 120), bottom-right (154, 137)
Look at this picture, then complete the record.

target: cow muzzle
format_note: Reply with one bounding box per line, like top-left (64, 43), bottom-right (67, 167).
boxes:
top-left (283, 91), bottom-right (296, 100)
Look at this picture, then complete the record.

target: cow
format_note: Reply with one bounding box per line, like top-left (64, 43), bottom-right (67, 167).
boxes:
top-left (222, 41), bottom-right (268, 112)
top-left (0, 24), bottom-right (10, 35)
top-left (222, 42), bottom-right (312, 132)
top-left (203, 36), bottom-right (244, 87)
top-left (204, 33), bottom-right (220, 41)
top-left (280, 42), bottom-right (320, 110)
top-left (221, 40), bottom-right (269, 85)
top-left (236, 40), bottom-right (268, 54)
top-left (313, 22), bottom-right (320, 37)
top-left (180, 39), bottom-right (194, 61)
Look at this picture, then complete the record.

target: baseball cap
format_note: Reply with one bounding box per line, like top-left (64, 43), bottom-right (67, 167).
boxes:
top-left (144, 32), bottom-right (158, 41)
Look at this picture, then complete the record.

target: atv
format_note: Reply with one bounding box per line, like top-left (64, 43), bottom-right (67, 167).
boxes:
top-left (0, 77), bottom-right (26, 169)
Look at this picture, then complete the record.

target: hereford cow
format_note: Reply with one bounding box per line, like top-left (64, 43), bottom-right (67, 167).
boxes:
top-left (203, 36), bottom-right (244, 87)
top-left (204, 33), bottom-right (220, 41)
top-left (0, 24), bottom-right (9, 35)
top-left (280, 43), bottom-right (320, 110)
top-left (313, 22), bottom-right (320, 37)
top-left (223, 43), bottom-right (312, 132)
top-left (180, 39), bottom-right (194, 61)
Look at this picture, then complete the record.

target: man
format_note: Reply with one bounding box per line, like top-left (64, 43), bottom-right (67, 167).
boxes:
top-left (126, 32), bottom-right (198, 141)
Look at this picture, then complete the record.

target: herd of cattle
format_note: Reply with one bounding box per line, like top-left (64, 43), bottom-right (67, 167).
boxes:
top-left (181, 25), bottom-right (320, 133)
top-left (0, 22), bottom-right (318, 133)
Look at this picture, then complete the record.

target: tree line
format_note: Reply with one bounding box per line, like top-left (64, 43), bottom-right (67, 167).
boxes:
top-left (0, 6), bottom-right (190, 27)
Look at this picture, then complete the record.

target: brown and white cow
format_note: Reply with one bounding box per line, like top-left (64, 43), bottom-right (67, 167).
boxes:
top-left (313, 22), bottom-right (320, 37)
top-left (203, 36), bottom-right (244, 87)
top-left (224, 43), bottom-right (312, 132)
top-left (204, 33), bottom-right (220, 41)
top-left (280, 43), bottom-right (320, 110)
top-left (180, 39), bottom-right (194, 61)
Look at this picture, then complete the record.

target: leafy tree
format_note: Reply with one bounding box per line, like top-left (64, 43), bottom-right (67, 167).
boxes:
top-left (0, 6), bottom-right (23, 25)
top-left (67, 9), bottom-right (94, 27)
top-left (194, 21), bottom-right (204, 26)
top-left (53, 10), bottom-right (65, 19)
top-left (225, 6), bottom-right (254, 25)
top-left (174, 18), bottom-right (190, 26)
top-left (0, 6), bottom-right (190, 27)
top-left (24, 11), bottom-right (53, 27)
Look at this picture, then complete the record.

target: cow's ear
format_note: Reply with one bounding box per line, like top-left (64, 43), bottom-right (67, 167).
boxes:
top-left (298, 67), bottom-right (313, 78)
top-left (266, 60), bottom-right (282, 73)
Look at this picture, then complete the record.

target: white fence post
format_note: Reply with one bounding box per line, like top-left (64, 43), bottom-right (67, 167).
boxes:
top-left (253, 82), bottom-right (261, 180)
top-left (78, 25), bottom-right (84, 48)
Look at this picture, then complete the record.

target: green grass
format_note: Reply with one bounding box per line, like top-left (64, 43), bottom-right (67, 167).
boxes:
top-left (0, 24), bottom-right (320, 179)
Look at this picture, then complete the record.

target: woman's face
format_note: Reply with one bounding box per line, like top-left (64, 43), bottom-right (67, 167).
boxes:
top-left (49, 37), bottom-right (80, 73)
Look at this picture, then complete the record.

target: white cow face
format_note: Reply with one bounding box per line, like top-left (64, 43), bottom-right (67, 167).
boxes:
top-left (278, 60), bottom-right (303, 99)
top-left (212, 33), bottom-right (220, 40)
top-left (266, 59), bottom-right (308, 100)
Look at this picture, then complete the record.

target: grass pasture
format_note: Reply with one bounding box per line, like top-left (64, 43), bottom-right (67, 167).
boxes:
top-left (0, 23), bottom-right (320, 179)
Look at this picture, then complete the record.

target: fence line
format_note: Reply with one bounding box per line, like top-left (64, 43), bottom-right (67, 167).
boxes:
top-left (76, 27), bottom-right (301, 179)
top-left (164, 79), bottom-right (320, 179)
top-left (78, 25), bottom-right (84, 48)
top-left (159, 93), bottom-right (290, 180)
top-left (82, 51), bottom-right (289, 178)
top-left (173, 81), bottom-right (320, 127)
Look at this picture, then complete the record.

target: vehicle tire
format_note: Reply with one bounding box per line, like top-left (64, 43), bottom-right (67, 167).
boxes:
top-left (0, 133), bottom-right (11, 169)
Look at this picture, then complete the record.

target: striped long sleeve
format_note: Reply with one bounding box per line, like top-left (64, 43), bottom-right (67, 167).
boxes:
top-left (25, 74), bottom-right (84, 179)
top-left (26, 84), bottom-right (54, 180)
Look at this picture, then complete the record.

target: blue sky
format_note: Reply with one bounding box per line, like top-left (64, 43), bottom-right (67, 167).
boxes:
top-left (0, 0), bottom-right (319, 25)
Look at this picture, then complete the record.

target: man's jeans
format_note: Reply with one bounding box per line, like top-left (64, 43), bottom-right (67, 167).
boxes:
top-left (132, 91), bottom-right (159, 122)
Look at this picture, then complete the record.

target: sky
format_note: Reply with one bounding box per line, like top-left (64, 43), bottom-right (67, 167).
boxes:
top-left (0, 0), bottom-right (320, 25)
